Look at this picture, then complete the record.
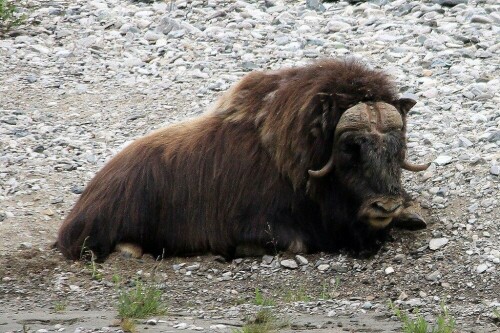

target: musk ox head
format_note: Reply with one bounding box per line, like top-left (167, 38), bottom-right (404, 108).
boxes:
top-left (308, 100), bottom-right (429, 231)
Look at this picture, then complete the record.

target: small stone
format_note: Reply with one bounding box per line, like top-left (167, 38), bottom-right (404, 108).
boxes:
top-left (262, 255), bottom-right (274, 264)
top-left (144, 31), bottom-right (161, 42)
top-left (394, 254), bottom-right (406, 263)
top-left (280, 259), bottom-right (298, 269)
top-left (385, 267), bottom-right (395, 275)
top-left (306, 0), bottom-right (325, 12)
top-left (327, 20), bottom-right (351, 33)
top-left (490, 165), bottom-right (499, 176)
top-left (429, 238), bottom-right (449, 250)
top-left (146, 319), bottom-right (157, 325)
top-left (362, 301), bottom-right (373, 309)
top-left (317, 264), bottom-right (330, 271)
top-left (19, 242), bottom-right (33, 249)
top-left (26, 75), bottom-right (38, 83)
top-left (33, 145), bottom-right (45, 153)
top-left (71, 185), bottom-right (85, 194)
top-left (425, 270), bottom-right (441, 281)
top-left (458, 136), bottom-right (473, 148)
top-left (407, 298), bottom-right (424, 307)
top-left (42, 208), bottom-right (55, 216)
top-left (476, 264), bottom-right (488, 274)
top-left (186, 263), bottom-right (200, 271)
top-left (209, 324), bottom-right (227, 329)
top-left (174, 322), bottom-right (188, 329)
top-left (433, 0), bottom-right (467, 6)
top-left (295, 255), bottom-right (308, 265)
top-left (470, 15), bottom-right (493, 24)
top-left (398, 291), bottom-right (408, 301)
top-left (434, 155), bottom-right (452, 166)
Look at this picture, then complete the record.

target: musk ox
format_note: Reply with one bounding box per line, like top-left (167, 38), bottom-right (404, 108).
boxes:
top-left (57, 59), bottom-right (429, 261)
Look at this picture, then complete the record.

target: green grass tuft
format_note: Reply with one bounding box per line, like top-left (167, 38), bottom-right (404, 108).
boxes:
top-left (234, 309), bottom-right (288, 333)
top-left (0, 0), bottom-right (25, 32)
top-left (390, 301), bottom-right (456, 333)
top-left (117, 280), bottom-right (167, 319)
top-left (254, 288), bottom-right (275, 306)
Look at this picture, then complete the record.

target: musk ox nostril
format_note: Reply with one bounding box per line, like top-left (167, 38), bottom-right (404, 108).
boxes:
top-left (372, 201), bottom-right (402, 213)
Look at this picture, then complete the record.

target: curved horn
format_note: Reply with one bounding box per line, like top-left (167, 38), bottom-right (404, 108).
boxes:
top-left (309, 103), bottom-right (368, 178)
top-left (402, 160), bottom-right (431, 172)
top-left (308, 151), bottom-right (334, 178)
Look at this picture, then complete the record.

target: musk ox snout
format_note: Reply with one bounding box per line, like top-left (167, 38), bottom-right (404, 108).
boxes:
top-left (359, 197), bottom-right (404, 229)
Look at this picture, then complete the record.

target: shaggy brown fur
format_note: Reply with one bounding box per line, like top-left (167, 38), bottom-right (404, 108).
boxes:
top-left (57, 59), bottom-right (422, 261)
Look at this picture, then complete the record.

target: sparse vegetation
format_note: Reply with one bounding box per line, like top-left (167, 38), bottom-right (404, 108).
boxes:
top-left (254, 287), bottom-right (275, 306)
top-left (284, 285), bottom-right (310, 303)
top-left (117, 279), bottom-right (167, 319)
top-left (390, 301), bottom-right (456, 333)
top-left (319, 277), bottom-right (340, 300)
top-left (80, 238), bottom-right (103, 281)
top-left (0, 0), bottom-right (25, 33)
top-left (120, 318), bottom-right (137, 333)
top-left (234, 309), bottom-right (288, 333)
top-left (493, 308), bottom-right (500, 324)
top-left (53, 301), bottom-right (67, 312)
top-left (282, 277), bottom-right (340, 303)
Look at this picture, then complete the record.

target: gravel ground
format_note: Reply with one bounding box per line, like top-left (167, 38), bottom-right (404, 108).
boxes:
top-left (0, 0), bottom-right (498, 332)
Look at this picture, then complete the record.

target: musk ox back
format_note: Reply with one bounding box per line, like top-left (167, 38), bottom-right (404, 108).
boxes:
top-left (57, 59), bottom-right (429, 261)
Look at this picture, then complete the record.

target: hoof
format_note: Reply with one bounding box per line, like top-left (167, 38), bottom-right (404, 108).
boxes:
top-left (115, 243), bottom-right (143, 259)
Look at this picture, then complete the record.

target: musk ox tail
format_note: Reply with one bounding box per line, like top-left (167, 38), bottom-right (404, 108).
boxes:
top-left (57, 140), bottom-right (165, 261)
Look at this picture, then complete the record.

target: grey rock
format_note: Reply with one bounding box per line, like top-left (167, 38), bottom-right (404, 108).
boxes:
top-left (433, 0), bottom-right (467, 6)
top-left (295, 255), bottom-right (308, 266)
top-left (458, 136), bottom-right (473, 147)
top-left (486, 131), bottom-right (500, 143)
top-left (317, 264), bottom-right (330, 271)
top-left (476, 264), bottom-right (488, 274)
top-left (490, 165), bottom-right (499, 176)
top-left (19, 242), bottom-right (33, 249)
top-left (186, 263), bottom-right (200, 271)
top-left (426, 270), bottom-right (441, 281)
top-left (262, 255), bottom-right (274, 265)
top-left (156, 16), bottom-right (181, 35)
top-left (71, 185), bottom-right (85, 194)
top-left (470, 15), bottom-right (493, 24)
top-left (429, 238), bottom-right (449, 250)
top-left (280, 259), bottom-right (298, 269)
top-left (144, 30), bottom-right (162, 42)
top-left (434, 155), bottom-right (453, 165)
top-left (362, 301), bottom-right (373, 309)
top-left (406, 298), bottom-right (424, 307)
top-left (306, 0), bottom-right (326, 12)
top-left (146, 319), bottom-right (157, 325)
top-left (26, 75), bottom-right (38, 83)
top-left (327, 20), bottom-right (351, 33)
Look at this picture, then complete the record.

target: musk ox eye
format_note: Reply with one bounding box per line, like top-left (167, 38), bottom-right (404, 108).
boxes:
top-left (340, 141), bottom-right (360, 156)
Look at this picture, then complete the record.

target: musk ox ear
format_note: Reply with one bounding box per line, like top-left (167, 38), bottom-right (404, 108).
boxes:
top-left (393, 97), bottom-right (417, 115)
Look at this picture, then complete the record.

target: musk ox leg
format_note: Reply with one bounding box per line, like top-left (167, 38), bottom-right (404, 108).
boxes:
top-left (231, 218), bottom-right (310, 258)
top-left (115, 243), bottom-right (143, 259)
top-left (392, 201), bottom-right (427, 231)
